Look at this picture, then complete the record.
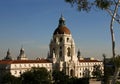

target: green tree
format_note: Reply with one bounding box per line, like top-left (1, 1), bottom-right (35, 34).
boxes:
top-left (83, 68), bottom-right (90, 78)
top-left (1, 72), bottom-right (20, 84)
top-left (52, 70), bottom-right (89, 84)
top-left (92, 65), bottom-right (102, 80)
top-left (68, 77), bottom-right (89, 84)
top-left (65, 0), bottom-right (120, 84)
top-left (21, 67), bottom-right (51, 84)
top-left (112, 55), bottom-right (120, 84)
top-left (52, 70), bottom-right (69, 84)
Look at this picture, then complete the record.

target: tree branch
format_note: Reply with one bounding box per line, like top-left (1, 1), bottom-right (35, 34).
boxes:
top-left (106, 9), bottom-right (120, 24)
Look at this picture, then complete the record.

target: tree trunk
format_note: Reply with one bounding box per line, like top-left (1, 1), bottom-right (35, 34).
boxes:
top-left (111, 67), bottom-right (120, 84)
top-left (110, 0), bottom-right (120, 84)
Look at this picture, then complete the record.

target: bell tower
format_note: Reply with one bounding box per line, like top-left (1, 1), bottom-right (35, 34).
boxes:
top-left (49, 15), bottom-right (77, 63)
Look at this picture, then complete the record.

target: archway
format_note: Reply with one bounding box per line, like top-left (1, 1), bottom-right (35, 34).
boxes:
top-left (70, 69), bottom-right (74, 77)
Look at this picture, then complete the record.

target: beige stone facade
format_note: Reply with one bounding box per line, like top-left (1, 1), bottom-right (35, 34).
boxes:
top-left (0, 15), bottom-right (103, 79)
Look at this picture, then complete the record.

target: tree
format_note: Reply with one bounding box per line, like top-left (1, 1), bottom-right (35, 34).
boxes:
top-left (52, 70), bottom-right (69, 84)
top-left (68, 77), bottom-right (89, 84)
top-left (65, 0), bottom-right (120, 84)
top-left (21, 67), bottom-right (51, 84)
top-left (112, 55), bottom-right (120, 84)
top-left (83, 68), bottom-right (90, 78)
top-left (92, 65), bottom-right (102, 80)
top-left (52, 70), bottom-right (89, 84)
top-left (1, 72), bottom-right (20, 84)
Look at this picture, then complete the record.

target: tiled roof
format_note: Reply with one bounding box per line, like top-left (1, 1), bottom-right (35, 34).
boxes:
top-left (79, 60), bottom-right (102, 62)
top-left (0, 59), bottom-right (51, 64)
top-left (54, 26), bottom-right (71, 35)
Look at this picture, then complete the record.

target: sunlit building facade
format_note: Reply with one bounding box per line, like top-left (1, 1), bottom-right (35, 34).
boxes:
top-left (0, 15), bottom-right (103, 79)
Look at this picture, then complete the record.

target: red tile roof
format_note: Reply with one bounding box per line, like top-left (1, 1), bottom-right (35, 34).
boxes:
top-left (79, 60), bottom-right (102, 62)
top-left (0, 59), bottom-right (51, 64)
top-left (54, 26), bottom-right (71, 35)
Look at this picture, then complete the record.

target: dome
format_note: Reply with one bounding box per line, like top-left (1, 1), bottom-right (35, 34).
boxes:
top-left (53, 15), bottom-right (71, 35)
top-left (53, 26), bottom-right (71, 35)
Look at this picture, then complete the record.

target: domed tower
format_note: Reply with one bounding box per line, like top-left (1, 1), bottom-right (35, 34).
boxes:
top-left (4, 49), bottom-right (12, 60)
top-left (17, 47), bottom-right (28, 60)
top-left (49, 15), bottom-right (78, 76)
top-left (49, 15), bottom-right (77, 62)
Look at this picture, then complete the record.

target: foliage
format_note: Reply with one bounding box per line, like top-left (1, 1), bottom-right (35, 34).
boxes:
top-left (1, 68), bottom-right (89, 84)
top-left (116, 81), bottom-right (120, 84)
top-left (21, 67), bottom-right (51, 84)
top-left (1, 72), bottom-right (21, 84)
top-left (52, 70), bottom-right (69, 84)
top-left (52, 70), bottom-right (89, 84)
top-left (83, 68), bottom-right (90, 78)
top-left (68, 77), bottom-right (89, 84)
top-left (92, 65), bottom-right (102, 80)
top-left (114, 55), bottom-right (120, 68)
top-left (65, 0), bottom-right (120, 83)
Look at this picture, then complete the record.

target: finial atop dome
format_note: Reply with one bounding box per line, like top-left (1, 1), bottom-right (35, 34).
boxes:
top-left (59, 14), bottom-right (65, 26)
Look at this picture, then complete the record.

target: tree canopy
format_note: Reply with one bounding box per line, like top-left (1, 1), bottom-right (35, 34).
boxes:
top-left (92, 65), bottom-right (102, 80)
top-left (65, 1), bottom-right (120, 83)
top-left (1, 72), bottom-right (21, 84)
top-left (65, 0), bottom-right (120, 20)
top-left (21, 67), bottom-right (51, 84)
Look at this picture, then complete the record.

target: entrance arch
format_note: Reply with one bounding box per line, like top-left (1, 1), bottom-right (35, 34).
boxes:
top-left (70, 69), bottom-right (74, 77)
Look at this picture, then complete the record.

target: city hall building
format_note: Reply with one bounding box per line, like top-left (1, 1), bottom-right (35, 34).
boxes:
top-left (0, 15), bottom-right (103, 78)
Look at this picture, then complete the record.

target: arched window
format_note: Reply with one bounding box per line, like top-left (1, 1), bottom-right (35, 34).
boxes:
top-left (67, 47), bottom-right (71, 56)
top-left (80, 73), bottom-right (81, 76)
top-left (67, 38), bottom-right (69, 42)
top-left (60, 46), bottom-right (62, 50)
top-left (59, 37), bottom-right (63, 42)
top-left (59, 51), bottom-right (62, 57)
top-left (70, 69), bottom-right (74, 77)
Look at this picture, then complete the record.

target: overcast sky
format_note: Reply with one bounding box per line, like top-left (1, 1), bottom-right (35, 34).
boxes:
top-left (0, 0), bottom-right (120, 60)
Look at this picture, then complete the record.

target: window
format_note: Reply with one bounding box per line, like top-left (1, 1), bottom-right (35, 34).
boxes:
top-left (15, 65), bottom-right (17, 67)
top-left (67, 47), bottom-right (71, 56)
top-left (70, 69), bottom-right (74, 77)
top-left (19, 71), bottom-right (22, 75)
top-left (60, 37), bottom-right (62, 42)
top-left (60, 46), bottom-right (62, 50)
top-left (80, 73), bottom-right (81, 76)
top-left (15, 71), bottom-right (17, 74)
top-left (67, 38), bottom-right (69, 42)
top-left (59, 51), bottom-right (62, 57)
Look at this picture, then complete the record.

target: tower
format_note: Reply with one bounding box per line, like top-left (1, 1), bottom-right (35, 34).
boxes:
top-left (4, 49), bottom-right (12, 60)
top-left (77, 49), bottom-right (81, 60)
top-left (17, 47), bottom-right (28, 60)
top-left (49, 15), bottom-right (77, 62)
top-left (49, 15), bottom-right (77, 76)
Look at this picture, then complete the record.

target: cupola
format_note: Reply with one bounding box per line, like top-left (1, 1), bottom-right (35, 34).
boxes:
top-left (53, 15), bottom-right (71, 35)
